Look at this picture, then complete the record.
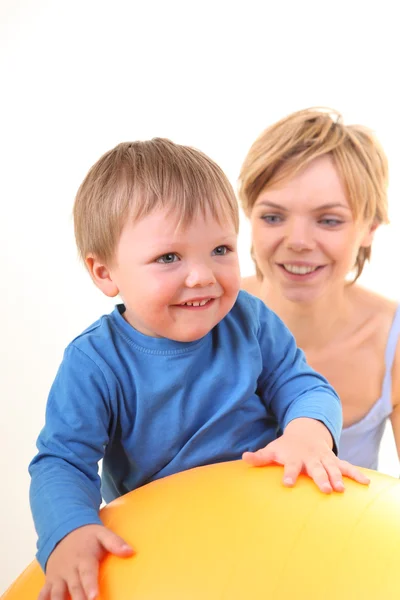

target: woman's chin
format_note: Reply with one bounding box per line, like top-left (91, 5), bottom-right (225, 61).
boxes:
top-left (280, 286), bottom-right (326, 305)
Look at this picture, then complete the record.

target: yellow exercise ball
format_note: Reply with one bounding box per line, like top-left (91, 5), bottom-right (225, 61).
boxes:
top-left (3, 461), bottom-right (400, 599)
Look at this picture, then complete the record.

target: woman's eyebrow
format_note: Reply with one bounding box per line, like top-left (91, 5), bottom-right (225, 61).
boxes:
top-left (256, 200), bottom-right (351, 212)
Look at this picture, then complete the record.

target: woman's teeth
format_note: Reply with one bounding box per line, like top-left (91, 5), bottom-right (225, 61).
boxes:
top-left (283, 264), bottom-right (319, 274)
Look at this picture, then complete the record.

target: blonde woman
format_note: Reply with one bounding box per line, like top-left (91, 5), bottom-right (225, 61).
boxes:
top-left (239, 108), bottom-right (400, 470)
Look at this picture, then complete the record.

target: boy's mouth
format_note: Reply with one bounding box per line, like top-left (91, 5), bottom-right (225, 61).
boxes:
top-left (176, 297), bottom-right (215, 308)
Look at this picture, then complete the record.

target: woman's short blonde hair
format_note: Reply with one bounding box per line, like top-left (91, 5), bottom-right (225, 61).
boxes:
top-left (74, 138), bottom-right (239, 265)
top-left (238, 108), bottom-right (389, 281)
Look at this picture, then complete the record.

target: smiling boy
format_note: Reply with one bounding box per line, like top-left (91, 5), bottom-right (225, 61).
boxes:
top-left (30, 138), bottom-right (368, 600)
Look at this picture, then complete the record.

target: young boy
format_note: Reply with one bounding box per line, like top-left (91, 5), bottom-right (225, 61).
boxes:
top-left (30, 138), bottom-right (369, 600)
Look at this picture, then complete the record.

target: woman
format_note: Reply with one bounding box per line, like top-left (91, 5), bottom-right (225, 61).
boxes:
top-left (239, 108), bottom-right (400, 470)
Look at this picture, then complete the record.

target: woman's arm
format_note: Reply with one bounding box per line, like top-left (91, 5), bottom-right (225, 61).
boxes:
top-left (390, 339), bottom-right (400, 460)
top-left (390, 405), bottom-right (400, 460)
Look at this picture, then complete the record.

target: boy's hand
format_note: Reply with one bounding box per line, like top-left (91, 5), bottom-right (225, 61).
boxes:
top-left (242, 417), bottom-right (370, 493)
top-left (38, 524), bottom-right (133, 600)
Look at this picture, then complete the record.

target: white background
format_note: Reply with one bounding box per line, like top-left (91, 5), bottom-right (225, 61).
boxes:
top-left (1, 0), bottom-right (399, 593)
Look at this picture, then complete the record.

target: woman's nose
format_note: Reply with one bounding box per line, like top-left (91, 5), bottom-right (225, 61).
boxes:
top-left (284, 219), bottom-right (315, 251)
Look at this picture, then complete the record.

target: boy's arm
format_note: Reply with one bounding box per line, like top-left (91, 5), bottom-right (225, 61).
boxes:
top-left (29, 345), bottom-right (112, 570)
top-left (245, 301), bottom-right (369, 490)
top-left (256, 307), bottom-right (342, 451)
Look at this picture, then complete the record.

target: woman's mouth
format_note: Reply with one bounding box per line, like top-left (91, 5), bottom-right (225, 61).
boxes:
top-left (281, 264), bottom-right (321, 275)
top-left (278, 263), bottom-right (325, 279)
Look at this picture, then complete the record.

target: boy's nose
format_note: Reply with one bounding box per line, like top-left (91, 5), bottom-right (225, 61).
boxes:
top-left (185, 265), bottom-right (216, 288)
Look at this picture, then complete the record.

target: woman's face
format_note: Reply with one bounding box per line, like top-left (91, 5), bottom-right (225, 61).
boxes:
top-left (250, 155), bottom-right (375, 303)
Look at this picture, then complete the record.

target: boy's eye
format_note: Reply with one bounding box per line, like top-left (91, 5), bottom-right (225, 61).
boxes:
top-left (261, 214), bottom-right (283, 224)
top-left (156, 253), bottom-right (179, 264)
top-left (212, 245), bottom-right (229, 256)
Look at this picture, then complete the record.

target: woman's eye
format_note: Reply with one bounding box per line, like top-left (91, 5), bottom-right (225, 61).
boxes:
top-left (212, 245), bottom-right (229, 256)
top-left (261, 214), bottom-right (282, 224)
top-left (156, 253), bottom-right (179, 264)
top-left (319, 218), bottom-right (343, 227)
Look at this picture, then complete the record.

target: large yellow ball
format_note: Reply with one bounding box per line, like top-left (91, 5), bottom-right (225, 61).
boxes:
top-left (3, 461), bottom-right (400, 599)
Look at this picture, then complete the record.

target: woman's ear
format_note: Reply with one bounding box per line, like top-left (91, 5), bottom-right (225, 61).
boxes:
top-left (360, 221), bottom-right (380, 248)
top-left (85, 254), bottom-right (119, 297)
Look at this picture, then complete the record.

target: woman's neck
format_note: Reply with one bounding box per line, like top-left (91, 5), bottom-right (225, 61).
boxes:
top-left (259, 279), bottom-right (352, 352)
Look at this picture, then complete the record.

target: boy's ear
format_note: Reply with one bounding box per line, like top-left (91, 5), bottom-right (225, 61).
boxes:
top-left (85, 255), bottom-right (119, 297)
top-left (360, 221), bottom-right (379, 248)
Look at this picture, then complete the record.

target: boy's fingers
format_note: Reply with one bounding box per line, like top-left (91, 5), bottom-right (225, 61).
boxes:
top-left (38, 582), bottom-right (52, 600)
top-left (67, 574), bottom-right (86, 600)
top-left (282, 461), bottom-right (302, 487)
top-left (79, 558), bottom-right (100, 600)
top-left (321, 459), bottom-right (345, 492)
top-left (306, 460), bottom-right (333, 494)
top-left (49, 580), bottom-right (68, 600)
top-left (242, 448), bottom-right (276, 467)
top-left (339, 460), bottom-right (370, 485)
top-left (98, 529), bottom-right (133, 556)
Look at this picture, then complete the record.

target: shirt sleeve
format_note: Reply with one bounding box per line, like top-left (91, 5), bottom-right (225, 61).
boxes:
top-left (29, 345), bottom-right (112, 570)
top-left (255, 300), bottom-right (342, 452)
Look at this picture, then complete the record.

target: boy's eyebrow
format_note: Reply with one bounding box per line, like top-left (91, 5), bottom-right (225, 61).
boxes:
top-left (213, 233), bottom-right (238, 241)
top-left (145, 233), bottom-right (237, 254)
top-left (256, 200), bottom-right (352, 212)
top-left (150, 230), bottom-right (237, 243)
top-left (151, 236), bottom-right (236, 248)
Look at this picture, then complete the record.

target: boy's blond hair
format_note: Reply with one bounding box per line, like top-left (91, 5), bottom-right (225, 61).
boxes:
top-left (74, 138), bottom-right (239, 265)
top-left (238, 108), bottom-right (389, 281)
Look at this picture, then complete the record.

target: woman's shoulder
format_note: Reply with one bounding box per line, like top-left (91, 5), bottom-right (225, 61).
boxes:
top-left (241, 275), bottom-right (261, 298)
top-left (350, 285), bottom-right (398, 317)
top-left (352, 285), bottom-right (400, 404)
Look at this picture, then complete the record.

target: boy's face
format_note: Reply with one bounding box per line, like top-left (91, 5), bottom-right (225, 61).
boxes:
top-left (89, 207), bottom-right (241, 342)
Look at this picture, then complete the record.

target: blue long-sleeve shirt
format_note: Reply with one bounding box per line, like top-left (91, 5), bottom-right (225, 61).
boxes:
top-left (29, 291), bottom-right (342, 569)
